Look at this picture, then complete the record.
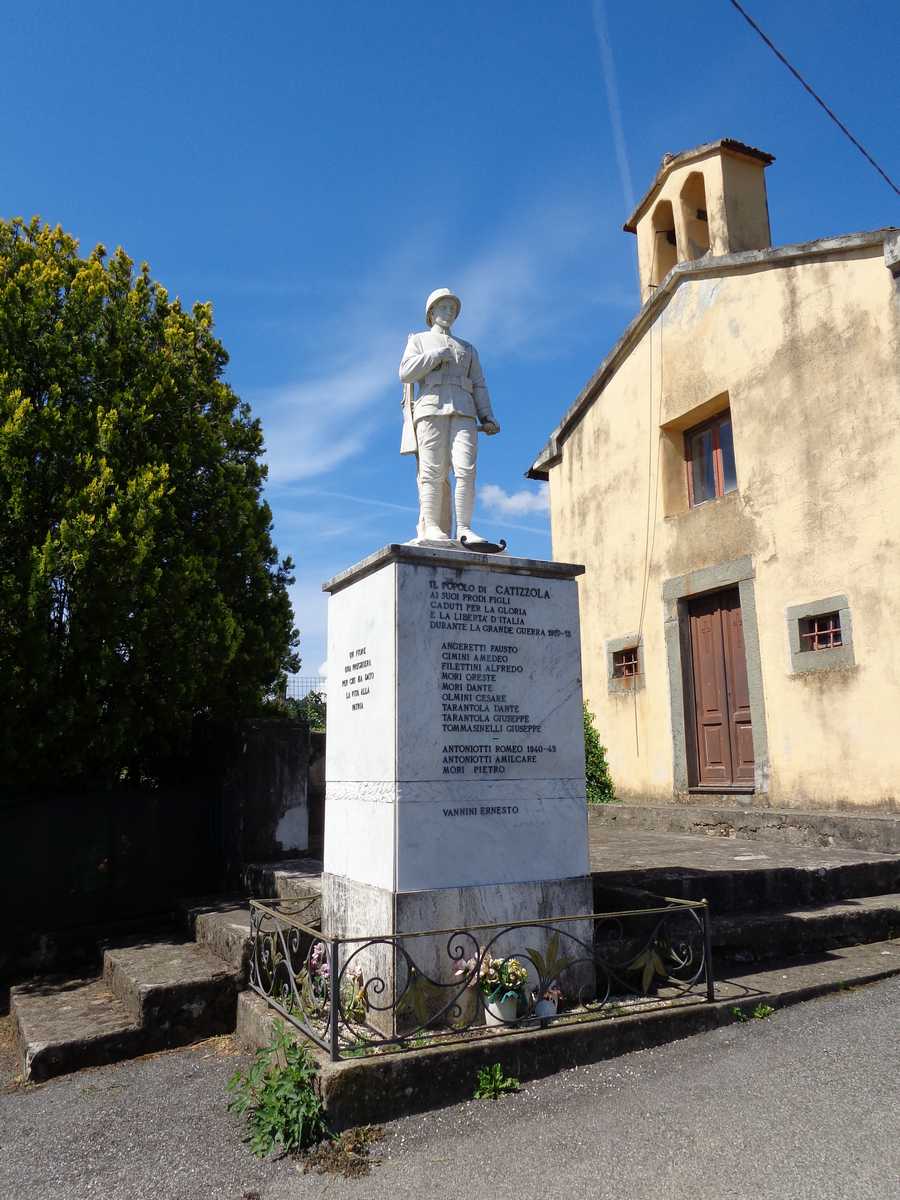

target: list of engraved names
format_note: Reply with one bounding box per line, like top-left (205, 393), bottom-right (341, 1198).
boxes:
top-left (430, 576), bottom-right (573, 778)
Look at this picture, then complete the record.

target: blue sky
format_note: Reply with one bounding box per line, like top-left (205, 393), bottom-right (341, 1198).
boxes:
top-left (4, 1), bottom-right (897, 676)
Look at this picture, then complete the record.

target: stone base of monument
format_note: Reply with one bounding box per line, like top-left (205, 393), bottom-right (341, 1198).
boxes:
top-left (321, 543), bottom-right (594, 1042)
top-left (322, 873), bottom-right (595, 1037)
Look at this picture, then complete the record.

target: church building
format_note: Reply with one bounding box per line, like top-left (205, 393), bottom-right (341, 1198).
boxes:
top-left (527, 139), bottom-right (900, 811)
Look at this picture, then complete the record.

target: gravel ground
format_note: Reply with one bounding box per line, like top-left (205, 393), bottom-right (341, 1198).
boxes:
top-left (1, 977), bottom-right (898, 1200)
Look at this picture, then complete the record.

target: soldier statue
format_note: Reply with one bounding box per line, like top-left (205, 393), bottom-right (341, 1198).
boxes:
top-left (399, 288), bottom-right (502, 548)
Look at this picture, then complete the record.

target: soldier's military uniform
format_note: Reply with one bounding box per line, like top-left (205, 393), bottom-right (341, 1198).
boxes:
top-left (399, 289), bottom-right (498, 542)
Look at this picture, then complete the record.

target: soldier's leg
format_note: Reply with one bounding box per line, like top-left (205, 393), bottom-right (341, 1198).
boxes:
top-left (415, 416), bottom-right (453, 540)
top-left (449, 417), bottom-right (483, 542)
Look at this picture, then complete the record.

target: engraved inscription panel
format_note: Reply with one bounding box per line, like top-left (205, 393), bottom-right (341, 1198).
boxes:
top-left (397, 565), bottom-right (585, 787)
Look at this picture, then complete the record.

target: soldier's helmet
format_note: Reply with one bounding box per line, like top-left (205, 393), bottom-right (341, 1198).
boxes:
top-left (425, 288), bottom-right (461, 327)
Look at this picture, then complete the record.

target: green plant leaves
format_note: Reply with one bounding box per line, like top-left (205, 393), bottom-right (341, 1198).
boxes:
top-left (474, 1063), bottom-right (520, 1100)
top-left (226, 1020), bottom-right (329, 1157)
top-left (584, 703), bottom-right (615, 804)
top-left (525, 932), bottom-right (573, 987)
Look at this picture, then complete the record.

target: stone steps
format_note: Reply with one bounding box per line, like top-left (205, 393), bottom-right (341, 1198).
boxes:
top-left (591, 801), bottom-right (900, 855)
top-left (12, 830), bottom-right (899, 1085)
top-left (242, 857), bottom-right (323, 903)
top-left (712, 893), bottom-right (900, 961)
top-left (102, 939), bottom-right (239, 1033)
top-left (182, 901), bottom-right (254, 978)
top-left (11, 978), bottom-right (143, 1083)
top-left (591, 854), bottom-right (900, 915)
top-left (12, 938), bottom-right (240, 1083)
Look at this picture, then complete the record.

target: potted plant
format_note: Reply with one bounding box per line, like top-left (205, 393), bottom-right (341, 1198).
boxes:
top-left (533, 982), bottom-right (563, 1019)
top-left (479, 953), bottom-right (529, 1026)
top-left (452, 951), bottom-right (485, 1029)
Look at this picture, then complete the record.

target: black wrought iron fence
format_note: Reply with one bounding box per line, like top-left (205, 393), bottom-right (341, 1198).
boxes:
top-left (248, 894), bottom-right (715, 1061)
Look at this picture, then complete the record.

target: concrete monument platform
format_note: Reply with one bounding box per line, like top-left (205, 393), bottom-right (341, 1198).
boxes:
top-left (321, 543), bottom-right (593, 1023)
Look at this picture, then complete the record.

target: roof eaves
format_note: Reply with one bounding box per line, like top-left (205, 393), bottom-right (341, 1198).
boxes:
top-left (624, 138), bottom-right (775, 234)
top-left (525, 227), bottom-right (895, 480)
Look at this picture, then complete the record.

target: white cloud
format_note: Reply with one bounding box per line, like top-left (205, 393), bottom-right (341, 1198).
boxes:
top-left (257, 343), bottom-right (395, 485)
top-left (479, 483), bottom-right (550, 518)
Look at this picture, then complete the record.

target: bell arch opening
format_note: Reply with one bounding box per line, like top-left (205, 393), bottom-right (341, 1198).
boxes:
top-left (650, 200), bottom-right (678, 286)
top-left (680, 172), bottom-right (711, 261)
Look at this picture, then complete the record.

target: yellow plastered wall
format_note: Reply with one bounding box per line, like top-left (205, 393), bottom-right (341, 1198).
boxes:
top-left (549, 246), bottom-right (900, 810)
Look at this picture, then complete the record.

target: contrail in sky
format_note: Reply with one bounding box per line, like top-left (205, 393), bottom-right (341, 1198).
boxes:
top-left (592, 0), bottom-right (635, 215)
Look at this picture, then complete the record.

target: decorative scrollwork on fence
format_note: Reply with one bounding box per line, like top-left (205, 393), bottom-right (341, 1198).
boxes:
top-left (247, 896), bottom-right (713, 1061)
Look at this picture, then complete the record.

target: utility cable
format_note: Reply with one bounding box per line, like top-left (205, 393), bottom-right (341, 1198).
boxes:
top-left (728, 0), bottom-right (900, 198)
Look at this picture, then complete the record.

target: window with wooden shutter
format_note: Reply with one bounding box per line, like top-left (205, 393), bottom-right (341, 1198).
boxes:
top-left (685, 411), bottom-right (737, 507)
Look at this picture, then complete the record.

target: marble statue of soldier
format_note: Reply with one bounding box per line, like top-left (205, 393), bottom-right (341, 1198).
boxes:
top-left (399, 288), bottom-right (500, 546)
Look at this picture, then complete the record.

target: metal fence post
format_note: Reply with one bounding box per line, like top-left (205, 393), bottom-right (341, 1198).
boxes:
top-left (328, 936), bottom-right (341, 1062)
top-left (701, 901), bottom-right (715, 1003)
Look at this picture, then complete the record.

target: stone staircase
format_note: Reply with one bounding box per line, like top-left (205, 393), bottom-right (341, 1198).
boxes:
top-left (589, 825), bottom-right (900, 965)
top-left (10, 827), bottom-right (900, 1082)
top-left (12, 935), bottom-right (242, 1083)
top-left (11, 861), bottom-right (324, 1083)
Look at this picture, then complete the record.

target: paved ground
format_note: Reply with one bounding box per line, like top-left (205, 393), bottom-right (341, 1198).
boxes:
top-left (293, 815), bottom-right (900, 881)
top-left (586, 817), bottom-right (898, 874)
top-left (1, 976), bottom-right (897, 1200)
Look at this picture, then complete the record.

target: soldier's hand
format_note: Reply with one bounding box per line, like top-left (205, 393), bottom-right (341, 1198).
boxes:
top-left (481, 420), bottom-right (500, 436)
top-left (440, 346), bottom-right (457, 364)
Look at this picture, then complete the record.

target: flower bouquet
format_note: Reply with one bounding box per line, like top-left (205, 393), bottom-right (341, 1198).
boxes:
top-left (479, 953), bottom-right (529, 1026)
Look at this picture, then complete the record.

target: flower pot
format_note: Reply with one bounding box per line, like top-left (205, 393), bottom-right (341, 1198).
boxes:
top-left (484, 994), bottom-right (518, 1026)
top-left (534, 997), bottom-right (558, 1019)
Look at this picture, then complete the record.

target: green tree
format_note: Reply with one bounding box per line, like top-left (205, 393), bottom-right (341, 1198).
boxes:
top-left (0, 217), bottom-right (299, 788)
top-left (584, 702), bottom-right (615, 803)
top-left (284, 688), bottom-right (326, 731)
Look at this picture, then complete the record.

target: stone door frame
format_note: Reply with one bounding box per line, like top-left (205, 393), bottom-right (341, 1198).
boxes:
top-left (663, 556), bottom-right (770, 797)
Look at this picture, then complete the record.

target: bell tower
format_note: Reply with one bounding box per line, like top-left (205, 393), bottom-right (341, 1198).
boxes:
top-left (625, 139), bottom-right (775, 303)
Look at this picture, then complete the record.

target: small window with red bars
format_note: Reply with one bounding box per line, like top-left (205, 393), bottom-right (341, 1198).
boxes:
top-left (612, 647), bottom-right (640, 678)
top-left (799, 612), bottom-right (842, 652)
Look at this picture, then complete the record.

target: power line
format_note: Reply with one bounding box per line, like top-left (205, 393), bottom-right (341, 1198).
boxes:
top-left (728, 0), bottom-right (900, 198)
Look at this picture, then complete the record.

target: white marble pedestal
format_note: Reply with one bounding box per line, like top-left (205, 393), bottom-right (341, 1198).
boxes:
top-left (321, 543), bottom-right (592, 1034)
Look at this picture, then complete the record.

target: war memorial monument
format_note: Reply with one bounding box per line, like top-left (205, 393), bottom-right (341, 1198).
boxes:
top-left (319, 288), bottom-right (593, 1025)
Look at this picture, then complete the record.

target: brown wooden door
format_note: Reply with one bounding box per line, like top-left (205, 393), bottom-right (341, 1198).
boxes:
top-left (688, 588), bottom-right (754, 787)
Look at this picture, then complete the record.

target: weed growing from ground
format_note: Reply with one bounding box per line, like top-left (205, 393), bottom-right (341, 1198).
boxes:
top-left (474, 1062), bottom-right (520, 1100)
top-left (303, 1126), bottom-right (384, 1178)
top-left (731, 1003), bottom-right (775, 1023)
top-left (227, 1021), bottom-right (330, 1157)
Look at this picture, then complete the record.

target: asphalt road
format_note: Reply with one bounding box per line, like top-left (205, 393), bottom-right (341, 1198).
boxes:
top-left (1, 977), bottom-right (898, 1200)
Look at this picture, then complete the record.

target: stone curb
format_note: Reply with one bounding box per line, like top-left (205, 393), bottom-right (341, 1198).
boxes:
top-left (236, 938), bottom-right (900, 1128)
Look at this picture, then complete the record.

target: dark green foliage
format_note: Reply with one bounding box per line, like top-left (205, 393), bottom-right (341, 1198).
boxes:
top-left (284, 689), bottom-right (326, 731)
top-left (474, 1062), bottom-right (520, 1100)
top-left (227, 1021), bottom-right (329, 1157)
top-left (584, 702), bottom-right (615, 804)
top-left (0, 217), bottom-right (299, 788)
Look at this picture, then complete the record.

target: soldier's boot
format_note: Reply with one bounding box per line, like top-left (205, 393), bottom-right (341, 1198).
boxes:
top-left (419, 479), bottom-right (453, 542)
top-left (454, 474), bottom-right (487, 545)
